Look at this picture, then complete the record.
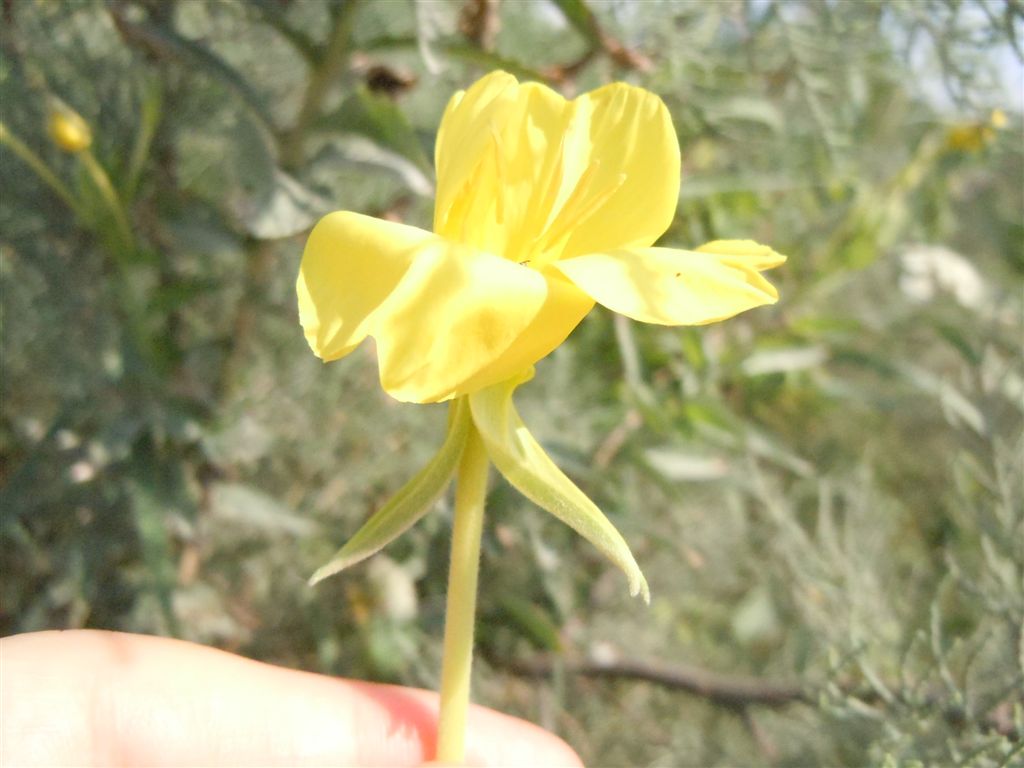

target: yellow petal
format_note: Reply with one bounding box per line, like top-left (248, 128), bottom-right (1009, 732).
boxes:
top-left (434, 76), bottom-right (571, 258)
top-left (297, 211), bottom-right (432, 362)
top-left (696, 239), bottom-right (787, 270)
top-left (451, 268), bottom-right (593, 397)
top-left (298, 210), bottom-right (593, 403)
top-left (433, 71), bottom-right (521, 237)
top-left (554, 242), bottom-right (785, 326)
top-left (433, 72), bottom-right (680, 265)
top-left (374, 249), bottom-right (594, 402)
top-left (556, 82), bottom-right (680, 260)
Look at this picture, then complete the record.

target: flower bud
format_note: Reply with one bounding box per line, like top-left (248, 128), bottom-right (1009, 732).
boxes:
top-left (47, 104), bottom-right (92, 153)
top-left (944, 108), bottom-right (1008, 154)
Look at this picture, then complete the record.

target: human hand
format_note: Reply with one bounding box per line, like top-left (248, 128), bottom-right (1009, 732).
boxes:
top-left (0, 630), bottom-right (582, 767)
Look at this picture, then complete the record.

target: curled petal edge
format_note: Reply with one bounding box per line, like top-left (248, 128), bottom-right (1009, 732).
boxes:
top-left (297, 211), bottom-right (593, 404)
top-left (555, 241), bottom-right (785, 327)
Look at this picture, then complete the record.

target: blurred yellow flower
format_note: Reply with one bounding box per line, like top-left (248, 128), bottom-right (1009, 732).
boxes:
top-left (298, 71), bottom-right (784, 403)
top-left (47, 103), bottom-right (92, 153)
top-left (944, 108), bottom-right (1008, 153)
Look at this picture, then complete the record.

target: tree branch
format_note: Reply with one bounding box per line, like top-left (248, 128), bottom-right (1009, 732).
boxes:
top-left (501, 653), bottom-right (809, 710)
top-left (499, 651), bottom-right (1022, 742)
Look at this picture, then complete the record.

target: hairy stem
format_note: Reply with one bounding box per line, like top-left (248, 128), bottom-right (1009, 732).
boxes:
top-left (436, 415), bottom-right (489, 763)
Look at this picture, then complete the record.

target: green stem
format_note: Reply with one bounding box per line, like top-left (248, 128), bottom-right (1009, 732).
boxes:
top-left (79, 149), bottom-right (135, 254)
top-left (0, 123), bottom-right (154, 369)
top-left (123, 77), bottom-right (163, 204)
top-left (280, 0), bottom-right (359, 169)
top-left (0, 121), bottom-right (83, 217)
top-left (436, 413), bottom-right (489, 764)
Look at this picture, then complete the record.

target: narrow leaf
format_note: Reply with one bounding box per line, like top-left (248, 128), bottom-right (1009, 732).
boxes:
top-left (469, 375), bottom-right (649, 603)
top-left (309, 398), bottom-right (471, 585)
top-left (108, 9), bottom-right (276, 133)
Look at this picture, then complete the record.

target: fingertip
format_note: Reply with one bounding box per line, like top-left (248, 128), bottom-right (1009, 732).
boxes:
top-left (462, 704), bottom-right (584, 767)
top-left (2, 630), bottom-right (584, 768)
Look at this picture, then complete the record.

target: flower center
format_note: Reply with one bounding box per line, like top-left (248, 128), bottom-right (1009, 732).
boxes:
top-left (438, 124), bottom-right (626, 269)
top-left (523, 159), bottom-right (626, 268)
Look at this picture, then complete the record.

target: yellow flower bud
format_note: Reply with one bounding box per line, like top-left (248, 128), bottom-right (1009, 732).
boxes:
top-left (945, 122), bottom-right (992, 153)
top-left (944, 108), bottom-right (1009, 154)
top-left (47, 105), bottom-right (92, 153)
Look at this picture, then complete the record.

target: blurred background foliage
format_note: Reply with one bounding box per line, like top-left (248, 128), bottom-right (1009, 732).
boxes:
top-left (1, 0), bottom-right (1022, 765)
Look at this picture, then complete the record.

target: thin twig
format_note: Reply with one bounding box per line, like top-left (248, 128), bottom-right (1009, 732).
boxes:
top-left (593, 409), bottom-right (642, 470)
top-left (459, 0), bottom-right (501, 52)
top-left (544, 0), bottom-right (651, 86)
top-left (500, 652), bottom-right (1023, 741)
top-left (503, 653), bottom-right (809, 710)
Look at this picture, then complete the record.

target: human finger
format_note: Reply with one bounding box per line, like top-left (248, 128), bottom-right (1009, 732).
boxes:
top-left (0, 630), bottom-right (582, 767)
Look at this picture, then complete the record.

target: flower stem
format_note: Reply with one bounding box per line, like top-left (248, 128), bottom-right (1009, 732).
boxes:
top-left (79, 149), bottom-right (135, 254)
top-left (436, 414), bottom-right (489, 764)
top-left (0, 121), bottom-right (82, 217)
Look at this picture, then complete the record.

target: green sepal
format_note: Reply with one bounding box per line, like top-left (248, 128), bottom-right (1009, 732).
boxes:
top-left (309, 397), bottom-right (471, 585)
top-left (469, 373), bottom-right (650, 603)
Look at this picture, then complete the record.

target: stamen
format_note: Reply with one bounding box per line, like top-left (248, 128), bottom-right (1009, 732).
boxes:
top-left (533, 162), bottom-right (627, 262)
top-left (438, 147), bottom-right (489, 242)
top-left (489, 127), bottom-right (506, 224)
top-left (454, 133), bottom-right (502, 246)
top-left (437, 126), bottom-right (507, 245)
top-left (505, 131), bottom-right (567, 263)
top-left (532, 133), bottom-right (568, 232)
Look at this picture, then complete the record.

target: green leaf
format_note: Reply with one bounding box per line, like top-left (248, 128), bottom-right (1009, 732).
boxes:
top-left (110, 11), bottom-right (276, 133)
top-left (319, 135), bottom-right (434, 197)
top-left (249, 0), bottom-right (319, 64)
top-left (414, 0), bottom-right (452, 74)
top-left (229, 115), bottom-right (329, 239)
top-left (123, 74), bottom-right (164, 204)
top-left (550, 0), bottom-right (601, 44)
top-left (469, 374), bottom-right (649, 603)
top-left (149, 278), bottom-right (217, 314)
top-left (208, 482), bottom-right (316, 538)
top-left (496, 595), bottom-right (563, 651)
top-left (316, 87), bottom-right (432, 174)
top-left (705, 96), bottom-right (785, 133)
top-left (127, 449), bottom-right (187, 638)
top-left (236, 166), bottom-right (329, 239)
top-left (309, 398), bottom-right (471, 585)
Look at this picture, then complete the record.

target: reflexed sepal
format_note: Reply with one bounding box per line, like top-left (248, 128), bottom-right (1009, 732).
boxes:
top-left (469, 373), bottom-right (650, 602)
top-left (309, 398), bottom-right (472, 585)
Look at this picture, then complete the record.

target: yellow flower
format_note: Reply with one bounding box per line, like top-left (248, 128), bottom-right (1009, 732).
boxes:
top-left (302, 74), bottom-right (786, 762)
top-left (298, 71), bottom-right (784, 404)
top-left (300, 72), bottom-right (786, 603)
top-left (944, 108), bottom-right (1008, 154)
top-left (47, 103), bottom-right (92, 154)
